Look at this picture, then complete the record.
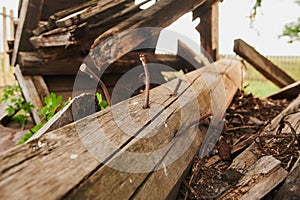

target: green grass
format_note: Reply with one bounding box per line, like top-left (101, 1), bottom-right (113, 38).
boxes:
top-left (221, 55), bottom-right (300, 98)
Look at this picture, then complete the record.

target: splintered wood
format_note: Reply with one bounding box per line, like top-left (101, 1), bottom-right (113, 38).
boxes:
top-left (220, 95), bottom-right (300, 199)
top-left (0, 59), bottom-right (245, 199)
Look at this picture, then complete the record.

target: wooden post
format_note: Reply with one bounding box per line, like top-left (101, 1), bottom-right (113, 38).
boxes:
top-left (9, 9), bottom-right (14, 40)
top-left (2, 7), bottom-right (10, 85)
top-left (12, 0), bottom-right (44, 66)
top-left (194, 0), bottom-right (219, 61)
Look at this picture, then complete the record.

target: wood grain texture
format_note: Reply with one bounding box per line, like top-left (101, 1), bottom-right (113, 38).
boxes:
top-left (14, 65), bottom-right (43, 124)
top-left (12, 0), bottom-right (44, 66)
top-left (0, 59), bottom-right (244, 199)
top-left (234, 39), bottom-right (295, 88)
top-left (90, 0), bottom-right (207, 71)
top-left (220, 156), bottom-right (288, 200)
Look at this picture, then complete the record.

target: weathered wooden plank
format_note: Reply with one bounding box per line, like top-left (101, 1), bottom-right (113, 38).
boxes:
top-left (29, 0), bottom-right (151, 49)
top-left (40, 0), bottom-right (90, 21)
top-left (31, 76), bottom-right (50, 102)
top-left (90, 0), bottom-right (207, 71)
top-left (55, 0), bottom-right (129, 28)
top-left (0, 59), bottom-right (244, 199)
top-left (274, 156), bottom-right (300, 200)
top-left (12, 0), bottom-right (44, 66)
top-left (194, 0), bottom-right (219, 61)
top-left (14, 65), bottom-right (42, 124)
top-left (234, 39), bottom-right (295, 88)
top-left (268, 80), bottom-right (300, 100)
top-left (18, 51), bottom-right (195, 75)
top-left (27, 93), bottom-right (96, 142)
top-left (220, 156), bottom-right (288, 200)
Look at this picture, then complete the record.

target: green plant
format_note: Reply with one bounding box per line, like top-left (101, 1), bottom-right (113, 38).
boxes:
top-left (18, 92), bottom-right (70, 144)
top-left (96, 92), bottom-right (109, 111)
top-left (251, 0), bottom-right (300, 43)
top-left (0, 86), bottom-right (33, 129)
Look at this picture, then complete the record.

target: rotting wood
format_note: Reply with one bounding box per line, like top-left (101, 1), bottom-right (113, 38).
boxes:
top-left (220, 156), bottom-right (288, 200)
top-left (90, 0), bottom-right (207, 71)
top-left (268, 80), bottom-right (300, 100)
top-left (274, 156), bottom-right (300, 200)
top-left (14, 65), bottom-right (42, 124)
top-left (18, 51), bottom-right (195, 76)
top-left (12, 0), bottom-right (44, 66)
top-left (29, 0), bottom-right (152, 49)
top-left (40, 0), bottom-right (90, 21)
top-left (27, 93), bottom-right (96, 142)
top-left (217, 94), bottom-right (300, 198)
top-left (55, 0), bottom-right (129, 28)
top-left (234, 39), bottom-right (295, 88)
top-left (0, 59), bottom-right (245, 199)
top-left (31, 76), bottom-right (50, 103)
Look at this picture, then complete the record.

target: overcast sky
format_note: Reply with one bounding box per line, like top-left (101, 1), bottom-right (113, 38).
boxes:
top-left (0, 0), bottom-right (299, 55)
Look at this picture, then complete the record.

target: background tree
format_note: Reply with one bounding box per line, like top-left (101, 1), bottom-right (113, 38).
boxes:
top-left (251, 0), bottom-right (300, 43)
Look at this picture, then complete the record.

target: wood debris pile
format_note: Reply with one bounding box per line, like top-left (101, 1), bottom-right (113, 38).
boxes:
top-left (179, 90), bottom-right (300, 199)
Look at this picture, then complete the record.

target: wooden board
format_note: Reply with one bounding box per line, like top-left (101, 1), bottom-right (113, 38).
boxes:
top-left (41, 0), bottom-right (90, 21)
top-left (0, 59), bottom-right (245, 199)
top-left (14, 65), bottom-right (44, 124)
top-left (268, 80), bottom-right (300, 100)
top-left (27, 93), bottom-right (96, 142)
top-left (12, 0), bottom-right (44, 66)
top-left (18, 51), bottom-right (195, 75)
top-left (90, 0), bottom-right (207, 71)
top-left (234, 39), bottom-right (295, 88)
top-left (194, 0), bottom-right (219, 61)
top-left (220, 156), bottom-right (288, 200)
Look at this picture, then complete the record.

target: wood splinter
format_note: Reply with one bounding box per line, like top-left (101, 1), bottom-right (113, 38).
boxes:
top-left (139, 54), bottom-right (150, 109)
top-left (79, 63), bottom-right (112, 106)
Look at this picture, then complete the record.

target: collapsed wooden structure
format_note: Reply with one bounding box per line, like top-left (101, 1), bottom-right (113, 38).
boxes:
top-left (0, 59), bottom-right (245, 199)
top-left (2, 0), bottom-right (300, 199)
top-left (10, 0), bottom-right (221, 124)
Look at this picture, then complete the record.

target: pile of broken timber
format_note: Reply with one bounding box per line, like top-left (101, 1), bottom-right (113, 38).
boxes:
top-left (219, 94), bottom-right (300, 200)
top-left (13, 0), bottom-right (220, 124)
top-left (15, 0), bottom-right (218, 75)
top-left (0, 59), bottom-right (245, 199)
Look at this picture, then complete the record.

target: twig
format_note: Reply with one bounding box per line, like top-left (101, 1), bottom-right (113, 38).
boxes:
top-left (227, 125), bottom-right (260, 131)
top-left (256, 120), bottom-right (297, 156)
top-left (79, 63), bottom-right (112, 106)
top-left (139, 54), bottom-right (150, 109)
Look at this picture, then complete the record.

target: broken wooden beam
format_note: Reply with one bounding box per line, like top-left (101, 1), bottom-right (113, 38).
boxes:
top-left (12, 0), bottom-right (44, 66)
top-left (219, 94), bottom-right (300, 198)
top-left (27, 93), bottom-right (96, 142)
top-left (220, 156), bottom-right (288, 200)
top-left (14, 65), bottom-right (48, 124)
top-left (234, 39), bottom-right (295, 88)
top-left (0, 59), bottom-right (245, 199)
top-left (268, 80), bottom-right (300, 100)
top-left (90, 0), bottom-right (207, 71)
top-left (29, 0), bottom-right (151, 49)
top-left (18, 51), bottom-right (196, 75)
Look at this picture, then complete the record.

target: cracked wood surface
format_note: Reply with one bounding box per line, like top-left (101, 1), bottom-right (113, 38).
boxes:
top-left (0, 59), bottom-right (244, 199)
